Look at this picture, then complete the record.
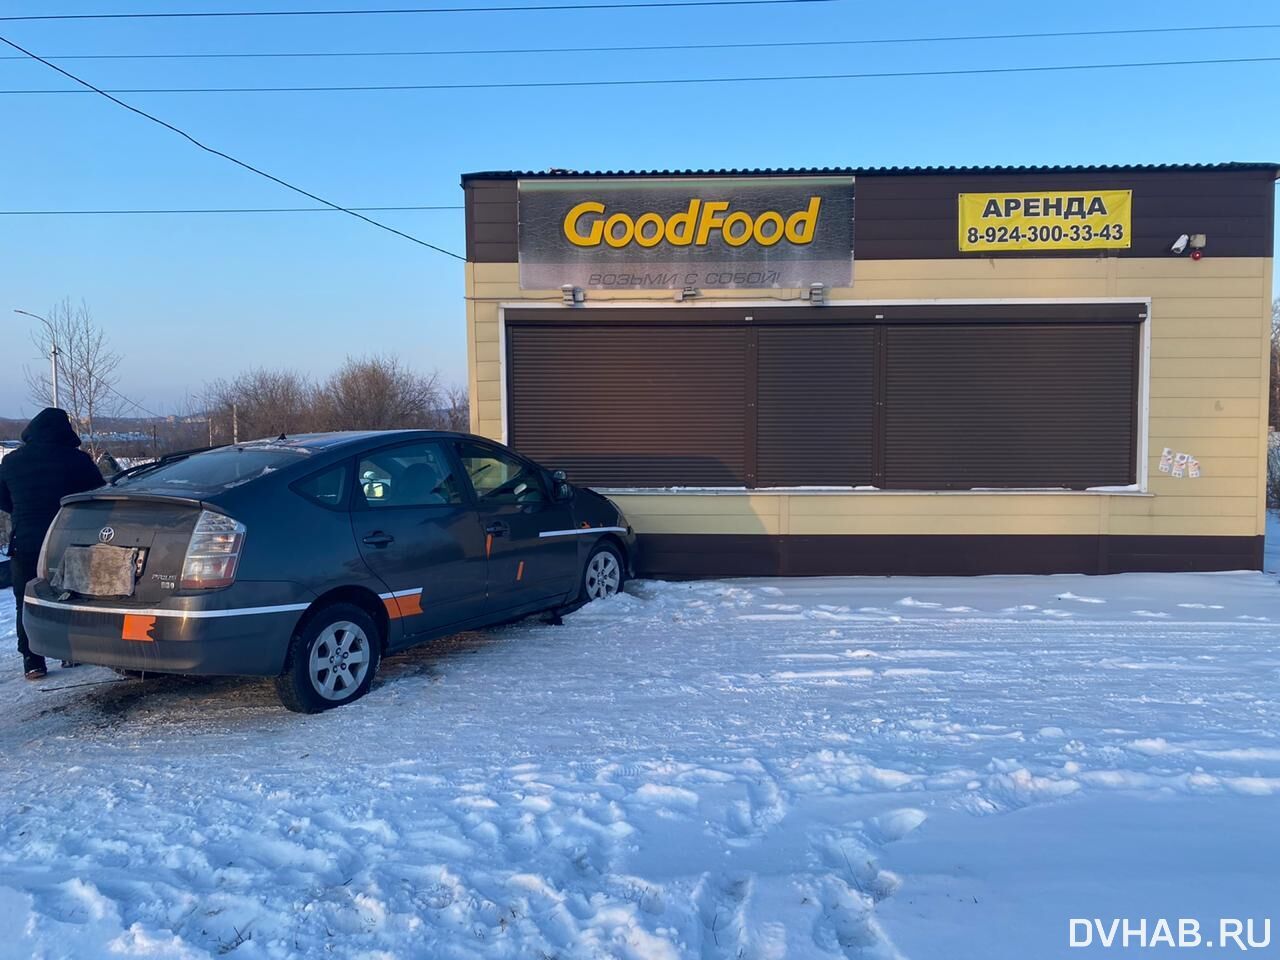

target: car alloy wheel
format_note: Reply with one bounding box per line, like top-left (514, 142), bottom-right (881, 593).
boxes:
top-left (277, 602), bottom-right (382, 713)
top-left (307, 620), bottom-right (371, 701)
top-left (584, 549), bottom-right (622, 600)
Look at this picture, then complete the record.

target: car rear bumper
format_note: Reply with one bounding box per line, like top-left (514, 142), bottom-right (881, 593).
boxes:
top-left (23, 580), bottom-right (312, 676)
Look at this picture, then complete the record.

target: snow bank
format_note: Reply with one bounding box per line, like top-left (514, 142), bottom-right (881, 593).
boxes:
top-left (1, 566), bottom-right (1279, 958)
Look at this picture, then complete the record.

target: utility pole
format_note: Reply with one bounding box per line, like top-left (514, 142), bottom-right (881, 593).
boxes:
top-left (14, 309), bottom-right (59, 408)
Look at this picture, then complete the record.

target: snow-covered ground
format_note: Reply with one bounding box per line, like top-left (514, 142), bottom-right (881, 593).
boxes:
top-left (2, 534), bottom-right (1279, 958)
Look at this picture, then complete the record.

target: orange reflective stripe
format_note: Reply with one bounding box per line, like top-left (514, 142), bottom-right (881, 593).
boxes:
top-left (122, 614), bottom-right (156, 642)
top-left (485, 533), bottom-right (493, 559)
top-left (383, 593), bottom-right (424, 620)
top-left (516, 561), bottom-right (524, 581)
top-left (396, 593), bottom-right (424, 617)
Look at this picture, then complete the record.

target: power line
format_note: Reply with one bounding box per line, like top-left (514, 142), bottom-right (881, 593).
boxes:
top-left (101, 381), bottom-right (168, 421)
top-left (88, 370), bottom-right (180, 423)
top-left (0, 205), bottom-right (463, 215)
top-left (4, 55), bottom-right (1277, 95)
top-left (4, 22), bottom-right (1275, 62)
top-left (0, 0), bottom-right (838, 22)
top-left (87, 372), bottom-right (168, 421)
top-left (0, 33), bottom-right (465, 260)
top-left (28, 351), bottom-right (169, 420)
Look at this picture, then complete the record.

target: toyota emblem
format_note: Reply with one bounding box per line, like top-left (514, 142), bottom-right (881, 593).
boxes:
top-left (99, 526), bottom-right (115, 544)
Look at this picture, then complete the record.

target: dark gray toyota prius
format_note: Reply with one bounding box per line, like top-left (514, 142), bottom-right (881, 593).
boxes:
top-left (24, 431), bottom-right (635, 712)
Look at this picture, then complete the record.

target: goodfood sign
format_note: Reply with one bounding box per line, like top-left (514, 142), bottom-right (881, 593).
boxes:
top-left (518, 177), bottom-right (854, 290)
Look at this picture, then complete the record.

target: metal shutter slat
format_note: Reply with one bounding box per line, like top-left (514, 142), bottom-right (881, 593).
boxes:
top-left (509, 325), bottom-right (748, 487)
top-left (756, 327), bottom-right (876, 486)
top-left (883, 323), bottom-right (1139, 489)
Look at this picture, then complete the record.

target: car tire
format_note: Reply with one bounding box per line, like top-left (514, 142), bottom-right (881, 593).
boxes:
top-left (579, 541), bottom-right (626, 604)
top-left (275, 603), bottom-right (382, 714)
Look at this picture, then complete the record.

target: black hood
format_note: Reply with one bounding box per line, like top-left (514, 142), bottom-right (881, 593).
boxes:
top-left (20, 408), bottom-right (83, 447)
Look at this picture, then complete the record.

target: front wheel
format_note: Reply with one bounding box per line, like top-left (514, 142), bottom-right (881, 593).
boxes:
top-left (275, 603), bottom-right (382, 713)
top-left (580, 542), bottom-right (625, 603)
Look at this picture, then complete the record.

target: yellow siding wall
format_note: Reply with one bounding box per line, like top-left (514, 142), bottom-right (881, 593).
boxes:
top-left (466, 256), bottom-right (1273, 539)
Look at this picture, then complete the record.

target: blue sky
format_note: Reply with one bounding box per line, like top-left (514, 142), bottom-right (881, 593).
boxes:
top-left (1, 0), bottom-right (1277, 418)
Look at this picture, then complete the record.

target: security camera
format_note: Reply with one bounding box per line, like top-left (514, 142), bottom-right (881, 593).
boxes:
top-left (1170, 234), bottom-right (1190, 255)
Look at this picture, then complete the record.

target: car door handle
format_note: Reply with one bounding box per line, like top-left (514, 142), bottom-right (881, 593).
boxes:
top-left (362, 532), bottom-right (395, 547)
top-left (485, 522), bottom-right (509, 537)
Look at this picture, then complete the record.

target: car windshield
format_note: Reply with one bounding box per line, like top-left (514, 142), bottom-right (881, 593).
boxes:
top-left (114, 445), bottom-right (312, 495)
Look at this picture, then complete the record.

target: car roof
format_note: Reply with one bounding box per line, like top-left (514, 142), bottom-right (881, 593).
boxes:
top-left (237, 429), bottom-right (478, 453)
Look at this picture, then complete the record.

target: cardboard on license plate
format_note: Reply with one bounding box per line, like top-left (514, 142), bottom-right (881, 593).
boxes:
top-left (55, 544), bottom-right (139, 597)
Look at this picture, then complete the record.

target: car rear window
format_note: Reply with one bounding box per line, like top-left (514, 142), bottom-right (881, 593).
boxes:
top-left (293, 463), bottom-right (349, 508)
top-left (115, 446), bottom-right (311, 496)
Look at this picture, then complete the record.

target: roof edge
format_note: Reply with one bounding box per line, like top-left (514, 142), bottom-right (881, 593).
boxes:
top-left (462, 162), bottom-right (1280, 184)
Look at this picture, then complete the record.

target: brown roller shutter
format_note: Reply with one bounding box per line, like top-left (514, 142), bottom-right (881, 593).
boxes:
top-left (756, 326), bottom-right (876, 486)
top-left (882, 323), bottom-right (1139, 489)
top-left (508, 324), bottom-right (748, 486)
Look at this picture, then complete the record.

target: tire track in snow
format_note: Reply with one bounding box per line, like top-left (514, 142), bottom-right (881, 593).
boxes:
top-left (2, 572), bottom-right (1280, 957)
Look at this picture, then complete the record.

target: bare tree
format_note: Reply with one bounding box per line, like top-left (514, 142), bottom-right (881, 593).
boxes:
top-left (1271, 297), bottom-right (1280, 431)
top-left (24, 298), bottom-right (122, 458)
top-left (317, 355), bottom-right (443, 431)
top-left (196, 357), bottom-right (462, 439)
top-left (440, 383), bottom-right (471, 433)
top-left (204, 369), bottom-right (317, 441)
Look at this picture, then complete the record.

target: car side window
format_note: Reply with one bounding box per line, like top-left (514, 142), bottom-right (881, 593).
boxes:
top-left (456, 442), bottom-right (546, 506)
top-left (293, 462), bottom-right (349, 509)
top-left (357, 442), bottom-right (464, 508)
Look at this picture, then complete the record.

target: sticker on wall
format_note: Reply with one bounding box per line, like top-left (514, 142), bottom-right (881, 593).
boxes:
top-left (1160, 448), bottom-right (1202, 479)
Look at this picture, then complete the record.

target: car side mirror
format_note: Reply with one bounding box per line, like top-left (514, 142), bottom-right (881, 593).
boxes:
top-left (550, 469), bottom-right (573, 502)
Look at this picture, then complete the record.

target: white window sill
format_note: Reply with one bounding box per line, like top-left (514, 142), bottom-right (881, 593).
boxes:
top-left (594, 486), bottom-right (1154, 497)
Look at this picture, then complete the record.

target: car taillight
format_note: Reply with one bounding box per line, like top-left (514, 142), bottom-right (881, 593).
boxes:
top-left (36, 531), bottom-right (51, 580)
top-left (181, 510), bottom-right (247, 590)
top-left (36, 508), bottom-right (65, 580)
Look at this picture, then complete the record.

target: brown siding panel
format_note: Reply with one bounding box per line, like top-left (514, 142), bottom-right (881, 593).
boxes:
top-left (882, 323), bottom-right (1140, 489)
top-left (855, 170), bottom-right (1276, 260)
top-left (756, 326), bottom-right (876, 486)
top-left (636, 534), bottom-right (1264, 578)
top-left (464, 181), bottom-right (518, 262)
top-left (508, 324), bottom-right (748, 486)
top-left (465, 168), bottom-right (1275, 262)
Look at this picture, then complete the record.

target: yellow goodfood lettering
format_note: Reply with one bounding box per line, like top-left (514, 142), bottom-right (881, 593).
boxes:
top-left (633, 212), bottom-right (665, 248)
top-left (561, 196), bottom-right (826, 248)
top-left (721, 211), bottom-right (754, 247)
top-left (784, 197), bottom-right (821, 244)
top-left (752, 210), bottom-right (785, 246)
top-left (563, 201), bottom-right (605, 247)
top-left (604, 212), bottom-right (635, 248)
top-left (695, 201), bottom-right (730, 245)
top-left (664, 200), bottom-right (701, 246)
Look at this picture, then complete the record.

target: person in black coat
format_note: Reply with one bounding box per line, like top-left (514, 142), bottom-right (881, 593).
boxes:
top-left (0, 408), bottom-right (104, 679)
